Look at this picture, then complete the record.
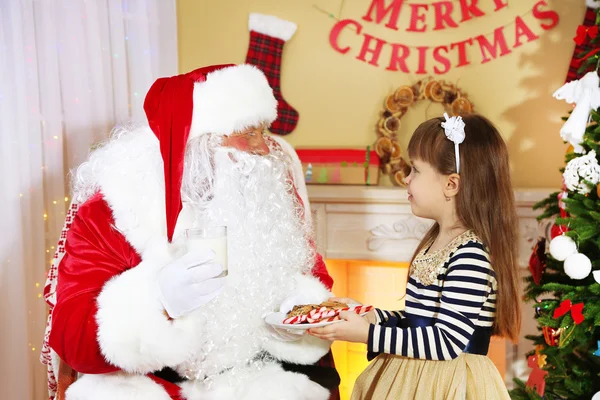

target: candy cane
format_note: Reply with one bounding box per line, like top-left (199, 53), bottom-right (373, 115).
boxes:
top-left (283, 305), bottom-right (373, 324)
top-left (319, 316), bottom-right (341, 323)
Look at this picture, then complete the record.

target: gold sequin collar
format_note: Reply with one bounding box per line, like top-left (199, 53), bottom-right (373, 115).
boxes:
top-left (410, 230), bottom-right (481, 286)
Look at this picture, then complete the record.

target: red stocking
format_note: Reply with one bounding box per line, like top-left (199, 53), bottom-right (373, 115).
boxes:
top-left (246, 13), bottom-right (299, 135)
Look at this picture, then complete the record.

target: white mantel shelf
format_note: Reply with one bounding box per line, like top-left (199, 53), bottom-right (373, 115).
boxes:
top-left (307, 185), bottom-right (555, 264)
top-left (308, 185), bottom-right (554, 206)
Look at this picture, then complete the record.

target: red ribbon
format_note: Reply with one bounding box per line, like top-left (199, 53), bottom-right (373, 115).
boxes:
top-left (574, 24), bottom-right (599, 45)
top-left (553, 299), bottom-right (585, 325)
top-left (573, 48), bottom-right (600, 68)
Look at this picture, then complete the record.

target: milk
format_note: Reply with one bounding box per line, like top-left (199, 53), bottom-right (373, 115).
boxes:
top-left (187, 233), bottom-right (228, 277)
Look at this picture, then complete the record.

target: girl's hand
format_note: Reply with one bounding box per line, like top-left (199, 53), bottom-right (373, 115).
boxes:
top-left (307, 311), bottom-right (370, 343)
top-left (329, 297), bottom-right (377, 324)
top-left (363, 310), bottom-right (378, 324)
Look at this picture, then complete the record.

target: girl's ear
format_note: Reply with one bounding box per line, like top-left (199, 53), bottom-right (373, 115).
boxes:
top-left (444, 173), bottom-right (460, 199)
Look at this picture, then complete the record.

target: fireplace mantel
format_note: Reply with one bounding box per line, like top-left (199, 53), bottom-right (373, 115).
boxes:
top-left (308, 185), bottom-right (553, 266)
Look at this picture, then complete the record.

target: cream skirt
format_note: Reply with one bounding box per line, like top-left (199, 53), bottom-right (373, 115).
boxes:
top-left (351, 353), bottom-right (510, 400)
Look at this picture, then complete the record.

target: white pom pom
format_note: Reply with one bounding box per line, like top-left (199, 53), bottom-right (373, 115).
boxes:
top-left (593, 391), bottom-right (600, 400)
top-left (549, 235), bottom-right (577, 261)
top-left (564, 253), bottom-right (592, 280)
top-left (593, 270), bottom-right (600, 284)
top-left (587, 0), bottom-right (600, 10)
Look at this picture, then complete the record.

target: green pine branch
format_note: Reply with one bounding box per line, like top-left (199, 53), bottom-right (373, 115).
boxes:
top-left (512, 13), bottom-right (600, 398)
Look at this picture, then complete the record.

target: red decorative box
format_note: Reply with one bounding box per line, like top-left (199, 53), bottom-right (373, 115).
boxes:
top-left (295, 148), bottom-right (379, 185)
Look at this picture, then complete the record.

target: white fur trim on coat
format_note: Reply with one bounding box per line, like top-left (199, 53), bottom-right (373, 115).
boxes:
top-left (66, 373), bottom-right (171, 400)
top-left (263, 332), bottom-right (331, 365)
top-left (180, 363), bottom-right (329, 400)
top-left (269, 135), bottom-right (311, 225)
top-left (262, 274), bottom-right (331, 364)
top-left (249, 13), bottom-right (297, 41)
top-left (96, 256), bottom-right (199, 373)
top-left (190, 64), bottom-right (278, 137)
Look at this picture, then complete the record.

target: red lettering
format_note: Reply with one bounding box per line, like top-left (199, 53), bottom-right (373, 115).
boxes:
top-left (362, 0), bottom-right (404, 30)
top-left (458, 0), bottom-right (485, 22)
top-left (532, 0), bottom-right (559, 30)
top-left (357, 34), bottom-right (387, 66)
top-left (514, 16), bottom-right (539, 48)
top-left (450, 38), bottom-right (473, 67)
top-left (416, 46), bottom-right (428, 74)
top-left (475, 27), bottom-right (511, 64)
top-left (433, 1), bottom-right (458, 30)
top-left (386, 43), bottom-right (410, 72)
top-left (493, 0), bottom-right (508, 11)
top-left (329, 19), bottom-right (362, 54)
top-left (433, 45), bottom-right (451, 74)
top-left (407, 4), bottom-right (428, 32)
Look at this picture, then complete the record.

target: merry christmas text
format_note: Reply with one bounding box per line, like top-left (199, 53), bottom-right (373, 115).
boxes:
top-left (328, 0), bottom-right (559, 74)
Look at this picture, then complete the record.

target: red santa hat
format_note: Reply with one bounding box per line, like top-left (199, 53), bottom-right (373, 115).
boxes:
top-left (143, 64), bottom-right (278, 242)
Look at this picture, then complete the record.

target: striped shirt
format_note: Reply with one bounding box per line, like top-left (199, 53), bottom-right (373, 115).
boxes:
top-left (368, 240), bottom-right (497, 360)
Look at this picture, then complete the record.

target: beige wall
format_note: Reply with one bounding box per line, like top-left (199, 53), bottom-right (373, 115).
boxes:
top-left (177, 0), bottom-right (586, 188)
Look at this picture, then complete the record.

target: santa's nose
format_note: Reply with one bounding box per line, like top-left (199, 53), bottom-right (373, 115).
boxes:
top-left (247, 128), bottom-right (270, 155)
top-left (221, 126), bottom-right (271, 155)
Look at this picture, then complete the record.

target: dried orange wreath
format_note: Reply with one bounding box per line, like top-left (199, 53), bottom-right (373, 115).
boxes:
top-left (375, 77), bottom-right (474, 186)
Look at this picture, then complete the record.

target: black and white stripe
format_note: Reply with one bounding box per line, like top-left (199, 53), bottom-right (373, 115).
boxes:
top-left (368, 241), bottom-right (497, 360)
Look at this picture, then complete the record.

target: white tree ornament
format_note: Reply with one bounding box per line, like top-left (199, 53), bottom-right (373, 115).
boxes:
top-left (549, 235), bottom-right (578, 261)
top-left (562, 150), bottom-right (600, 194)
top-left (564, 253), bottom-right (592, 280)
top-left (553, 71), bottom-right (600, 153)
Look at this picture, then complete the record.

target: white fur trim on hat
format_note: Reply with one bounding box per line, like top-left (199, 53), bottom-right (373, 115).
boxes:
top-left (190, 64), bottom-right (278, 137)
top-left (249, 13), bottom-right (297, 41)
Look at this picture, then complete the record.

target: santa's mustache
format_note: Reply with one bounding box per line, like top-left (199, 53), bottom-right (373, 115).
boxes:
top-left (180, 134), bottom-right (293, 208)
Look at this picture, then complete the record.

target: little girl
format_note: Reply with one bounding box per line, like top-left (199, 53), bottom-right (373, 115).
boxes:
top-left (308, 114), bottom-right (520, 399)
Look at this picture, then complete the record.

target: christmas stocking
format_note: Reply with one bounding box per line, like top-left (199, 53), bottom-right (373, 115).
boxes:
top-left (246, 13), bottom-right (299, 135)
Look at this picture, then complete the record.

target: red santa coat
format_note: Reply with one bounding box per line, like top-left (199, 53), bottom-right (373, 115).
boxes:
top-left (45, 130), bottom-right (338, 400)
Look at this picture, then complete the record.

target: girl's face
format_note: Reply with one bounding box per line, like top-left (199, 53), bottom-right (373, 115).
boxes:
top-left (404, 158), bottom-right (449, 220)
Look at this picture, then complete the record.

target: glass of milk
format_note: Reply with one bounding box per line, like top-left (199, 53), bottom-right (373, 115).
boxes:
top-left (184, 226), bottom-right (228, 277)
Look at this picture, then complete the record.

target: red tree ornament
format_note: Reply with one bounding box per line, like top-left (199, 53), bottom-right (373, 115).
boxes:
top-left (542, 326), bottom-right (562, 346)
top-left (529, 237), bottom-right (547, 284)
top-left (526, 354), bottom-right (548, 396)
top-left (551, 191), bottom-right (569, 239)
top-left (551, 225), bottom-right (568, 239)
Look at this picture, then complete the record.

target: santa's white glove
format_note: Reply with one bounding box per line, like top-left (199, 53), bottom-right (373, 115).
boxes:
top-left (158, 249), bottom-right (225, 319)
top-left (263, 294), bottom-right (325, 342)
top-left (263, 312), bottom-right (304, 342)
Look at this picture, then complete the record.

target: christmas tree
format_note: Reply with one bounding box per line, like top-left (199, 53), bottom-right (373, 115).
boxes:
top-left (510, 7), bottom-right (600, 400)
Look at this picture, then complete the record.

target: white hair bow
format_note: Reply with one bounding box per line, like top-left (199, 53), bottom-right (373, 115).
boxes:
top-left (441, 112), bottom-right (466, 174)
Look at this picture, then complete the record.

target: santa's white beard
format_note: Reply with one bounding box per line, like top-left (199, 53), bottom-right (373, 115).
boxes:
top-left (178, 137), bottom-right (314, 387)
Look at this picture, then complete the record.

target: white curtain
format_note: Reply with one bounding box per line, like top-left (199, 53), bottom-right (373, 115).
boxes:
top-left (0, 1), bottom-right (178, 398)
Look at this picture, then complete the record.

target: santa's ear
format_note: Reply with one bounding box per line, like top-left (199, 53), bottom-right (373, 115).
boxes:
top-left (268, 135), bottom-right (311, 224)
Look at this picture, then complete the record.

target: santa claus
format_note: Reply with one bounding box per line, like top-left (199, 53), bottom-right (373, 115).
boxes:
top-left (40, 64), bottom-right (339, 400)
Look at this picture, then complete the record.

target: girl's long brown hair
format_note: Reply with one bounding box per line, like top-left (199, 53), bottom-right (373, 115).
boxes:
top-left (407, 114), bottom-right (521, 342)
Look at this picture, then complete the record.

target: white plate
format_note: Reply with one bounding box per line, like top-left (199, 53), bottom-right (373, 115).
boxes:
top-left (264, 304), bottom-right (367, 331)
